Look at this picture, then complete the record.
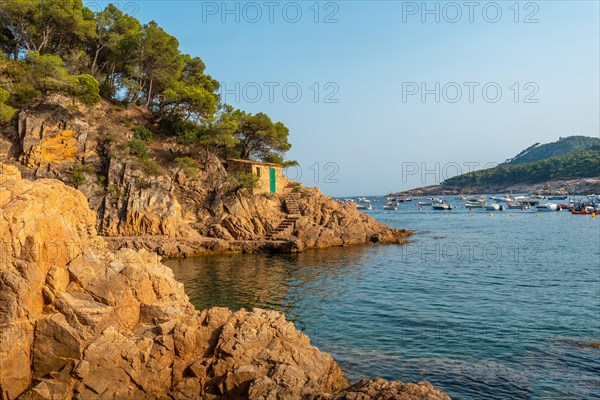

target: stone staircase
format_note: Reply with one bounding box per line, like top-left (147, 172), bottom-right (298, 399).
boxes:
top-left (265, 183), bottom-right (302, 240)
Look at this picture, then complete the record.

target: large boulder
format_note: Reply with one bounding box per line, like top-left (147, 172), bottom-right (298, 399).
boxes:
top-left (0, 165), bottom-right (449, 399)
top-left (293, 188), bottom-right (410, 248)
top-left (333, 378), bottom-right (451, 400)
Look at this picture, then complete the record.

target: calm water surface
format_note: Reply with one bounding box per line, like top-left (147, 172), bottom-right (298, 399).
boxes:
top-left (165, 197), bottom-right (600, 399)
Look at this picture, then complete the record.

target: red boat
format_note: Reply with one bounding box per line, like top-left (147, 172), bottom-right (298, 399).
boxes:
top-left (571, 210), bottom-right (595, 215)
top-left (559, 203), bottom-right (572, 210)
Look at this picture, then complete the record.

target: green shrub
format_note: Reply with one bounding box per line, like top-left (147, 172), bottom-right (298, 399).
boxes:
top-left (136, 178), bottom-right (153, 189)
top-left (11, 82), bottom-right (39, 106)
top-left (160, 116), bottom-right (200, 144)
top-left (177, 126), bottom-right (198, 145)
top-left (70, 164), bottom-right (87, 188)
top-left (175, 156), bottom-right (199, 176)
top-left (226, 172), bottom-right (259, 196)
top-left (133, 125), bottom-right (153, 142)
top-left (74, 74), bottom-right (101, 106)
top-left (138, 158), bottom-right (161, 176)
top-left (0, 88), bottom-right (14, 123)
top-left (107, 183), bottom-right (124, 205)
top-left (128, 138), bottom-right (151, 159)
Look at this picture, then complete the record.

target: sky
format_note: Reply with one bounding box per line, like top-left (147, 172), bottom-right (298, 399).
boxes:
top-left (87, 0), bottom-right (600, 196)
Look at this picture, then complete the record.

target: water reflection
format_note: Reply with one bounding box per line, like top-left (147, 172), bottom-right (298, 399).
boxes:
top-left (163, 206), bottom-right (600, 399)
top-left (165, 245), bottom-right (371, 317)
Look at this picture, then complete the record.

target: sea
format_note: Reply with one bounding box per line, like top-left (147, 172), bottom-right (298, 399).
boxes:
top-left (164, 195), bottom-right (600, 399)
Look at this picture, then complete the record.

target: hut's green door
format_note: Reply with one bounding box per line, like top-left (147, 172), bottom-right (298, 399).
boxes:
top-left (269, 168), bottom-right (276, 193)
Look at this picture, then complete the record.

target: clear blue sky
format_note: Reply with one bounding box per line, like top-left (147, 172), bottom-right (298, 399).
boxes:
top-left (92, 0), bottom-right (600, 196)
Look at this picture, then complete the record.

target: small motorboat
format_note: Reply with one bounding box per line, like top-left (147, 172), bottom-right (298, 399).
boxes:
top-left (507, 200), bottom-right (530, 210)
top-left (465, 202), bottom-right (486, 208)
top-left (514, 196), bottom-right (540, 206)
top-left (356, 203), bottom-right (372, 210)
top-left (465, 196), bottom-right (486, 209)
top-left (548, 195), bottom-right (568, 200)
top-left (417, 200), bottom-right (432, 206)
top-left (432, 203), bottom-right (453, 210)
top-left (536, 203), bottom-right (559, 211)
top-left (383, 201), bottom-right (398, 210)
top-left (485, 203), bottom-right (504, 211)
top-left (490, 195), bottom-right (511, 203)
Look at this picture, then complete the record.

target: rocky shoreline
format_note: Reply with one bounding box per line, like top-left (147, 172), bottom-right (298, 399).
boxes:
top-left (390, 178), bottom-right (600, 197)
top-left (0, 95), bottom-right (410, 258)
top-left (0, 165), bottom-right (449, 399)
top-left (103, 232), bottom-right (410, 259)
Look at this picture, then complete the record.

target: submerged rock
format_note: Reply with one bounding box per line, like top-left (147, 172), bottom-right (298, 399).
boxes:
top-left (0, 166), bottom-right (448, 399)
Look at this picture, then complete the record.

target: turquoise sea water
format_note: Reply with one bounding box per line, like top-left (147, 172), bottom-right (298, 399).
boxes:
top-left (165, 197), bottom-right (600, 399)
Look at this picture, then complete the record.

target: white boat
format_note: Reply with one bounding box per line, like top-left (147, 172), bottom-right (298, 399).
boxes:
top-left (485, 203), bottom-right (504, 211)
top-left (357, 203), bottom-right (372, 210)
top-left (490, 195), bottom-right (511, 203)
top-left (536, 203), bottom-right (559, 211)
top-left (465, 196), bottom-right (486, 208)
top-left (417, 200), bottom-right (432, 206)
top-left (514, 196), bottom-right (540, 206)
top-left (506, 200), bottom-right (530, 210)
top-left (383, 201), bottom-right (398, 210)
top-left (432, 203), bottom-right (453, 210)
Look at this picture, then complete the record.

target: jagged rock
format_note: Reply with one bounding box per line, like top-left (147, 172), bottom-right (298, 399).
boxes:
top-left (0, 169), bottom-right (448, 399)
top-left (333, 378), bottom-right (451, 400)
top-left (293, 188), bottom-right (410, 248)
top-left (0, 162), bottom-right (20, 183)
top-left (0, 96), bottom-right (412, 256)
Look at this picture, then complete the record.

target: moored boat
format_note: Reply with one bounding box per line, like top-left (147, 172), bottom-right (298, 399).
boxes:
top-left (383, 201), bottom-right (398, 210)
top-left (490, 195), bottom-right (511, 203)
top-left (536, 203), bottom-right (559, 211)
top-left (514, 196), bottom-right (540, 206)
top-left (548, 195), bottom-right (568, 200)
top-left (432, 202), bottom-right (453, 210)
top-left (485, 203), bottom-right (504, 211)
top-left (571, 209), bottom-right (595, 215)
top-left (465, 196), bottom-right (486, 208)
top-left (506, 200), bottom-right (530, 210)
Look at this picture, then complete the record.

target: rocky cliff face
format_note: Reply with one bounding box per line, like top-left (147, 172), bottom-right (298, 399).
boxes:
top-left (0, 96), bottom-right (410, 256)
top-left (0, 167), bottom-right (449, 399)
